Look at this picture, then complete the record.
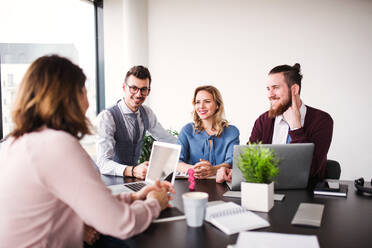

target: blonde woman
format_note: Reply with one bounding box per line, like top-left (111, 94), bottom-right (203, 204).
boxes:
top-left (0, 55), bottom-right (174, 247)
top-left (177, 85), bottom-right (240, 179)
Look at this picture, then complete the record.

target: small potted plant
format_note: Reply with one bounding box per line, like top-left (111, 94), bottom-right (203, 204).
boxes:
top-left (237, 143), bottom-right (279, 212)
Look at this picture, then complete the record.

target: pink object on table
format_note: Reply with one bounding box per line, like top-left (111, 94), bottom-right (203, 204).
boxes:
top-left (187, 168), bottom-right (196, 191)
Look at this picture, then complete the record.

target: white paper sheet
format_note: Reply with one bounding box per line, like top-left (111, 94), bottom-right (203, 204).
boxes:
top-left (235, 231), bottom-right (319, 248)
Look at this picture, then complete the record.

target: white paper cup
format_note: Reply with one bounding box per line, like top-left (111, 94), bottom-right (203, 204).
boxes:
top-left (182, 192), bottom-right (209, 227)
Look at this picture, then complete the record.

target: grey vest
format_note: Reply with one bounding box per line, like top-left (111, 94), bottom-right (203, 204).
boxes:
top-left (107, 100), bottom-right (149, 166)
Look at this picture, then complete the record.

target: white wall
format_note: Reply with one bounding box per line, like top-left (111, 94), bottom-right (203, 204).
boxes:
top-left (104, 0), bottom-right (148, 106)
top-left (104, 0), bottom-right (372, 180)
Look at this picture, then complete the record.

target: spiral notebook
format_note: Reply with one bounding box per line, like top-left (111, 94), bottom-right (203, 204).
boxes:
top-left (205, 202), bottom-right (270, 235)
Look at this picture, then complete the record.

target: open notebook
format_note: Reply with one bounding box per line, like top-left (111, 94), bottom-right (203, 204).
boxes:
top-left (205, 202), bottom-right (270, 235)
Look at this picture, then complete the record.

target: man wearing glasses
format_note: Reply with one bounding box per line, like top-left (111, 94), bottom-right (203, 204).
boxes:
top-left (95, 65), bottom-right (177, 179)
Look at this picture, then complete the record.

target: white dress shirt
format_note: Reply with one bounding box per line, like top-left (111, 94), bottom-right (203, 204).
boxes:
top-left (272, 102), bottom-right (307, 144)
top-left (95, 99), bottom-right (177, 176)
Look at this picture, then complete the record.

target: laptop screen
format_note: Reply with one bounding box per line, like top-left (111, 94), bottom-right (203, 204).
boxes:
top-left (230, 143), bottom-right (314, 190)
top-left (145, 141), bottom-right (181, 185)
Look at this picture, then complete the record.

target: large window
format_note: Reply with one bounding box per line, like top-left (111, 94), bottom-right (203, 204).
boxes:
top-left (0, 0), bottom-right (98, 159)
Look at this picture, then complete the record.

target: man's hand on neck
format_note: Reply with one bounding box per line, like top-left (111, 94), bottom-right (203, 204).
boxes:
top-left (283, 87), bottom-right (302, 130)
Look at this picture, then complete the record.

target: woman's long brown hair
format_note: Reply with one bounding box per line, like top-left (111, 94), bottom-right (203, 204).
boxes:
top-left (10, 55), bottom-right (91, 140)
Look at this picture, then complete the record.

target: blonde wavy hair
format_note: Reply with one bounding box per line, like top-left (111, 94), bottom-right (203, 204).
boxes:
top-left (192, 85), bottom-right (228, 137)
top-left (10, 55), bottom-right (91, 140)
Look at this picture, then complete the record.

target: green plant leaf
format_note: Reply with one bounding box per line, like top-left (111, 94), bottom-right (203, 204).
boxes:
top-left (236, 142), bottom-right (279, 184)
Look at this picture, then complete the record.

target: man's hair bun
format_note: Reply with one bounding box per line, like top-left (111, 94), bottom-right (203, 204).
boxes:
top-left (293, 63), bottom-right (301, 72)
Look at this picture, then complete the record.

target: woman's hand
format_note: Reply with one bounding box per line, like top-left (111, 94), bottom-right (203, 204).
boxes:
top-left (131, 179), bottom-right (175, 201)
top-left (193, 159), bottom-right (216, 179)
top-left (83, 224), bottom-right (100, 245)
top-left (216, 167), bottom-right (232, 183)
top-left (147, 188), bottom-right (171, 210)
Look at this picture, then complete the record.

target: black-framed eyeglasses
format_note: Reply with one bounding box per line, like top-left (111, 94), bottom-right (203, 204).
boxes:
top-left (125, 83), bottom-right (150, 96)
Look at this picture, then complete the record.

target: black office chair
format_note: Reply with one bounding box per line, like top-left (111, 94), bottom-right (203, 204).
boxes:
top-left (325, 159), bottom-right (341, 179)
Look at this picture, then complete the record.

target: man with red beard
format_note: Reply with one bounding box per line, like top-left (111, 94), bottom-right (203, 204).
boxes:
top-left (216, 63), bottom-right (333, 187)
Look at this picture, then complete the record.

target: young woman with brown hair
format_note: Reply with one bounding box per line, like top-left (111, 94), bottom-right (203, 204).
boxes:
top-left (0, 55), bottom-right (174, 247)
top-left (177, 85), bottom-right (240, 179)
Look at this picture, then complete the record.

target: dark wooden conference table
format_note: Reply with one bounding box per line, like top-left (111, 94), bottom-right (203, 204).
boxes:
top-left (97, 176), bottom-right (372, 248)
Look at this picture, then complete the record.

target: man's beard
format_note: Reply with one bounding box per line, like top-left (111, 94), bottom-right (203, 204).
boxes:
top-left (268, 92), bottom-right (291, 118)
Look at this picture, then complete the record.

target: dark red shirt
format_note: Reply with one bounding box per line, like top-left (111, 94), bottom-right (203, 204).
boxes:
top-left (249, 105), bottom-right (333, 180)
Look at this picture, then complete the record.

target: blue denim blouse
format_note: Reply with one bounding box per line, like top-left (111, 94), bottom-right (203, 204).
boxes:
top-left (177, 123), bottom-right (240, 166)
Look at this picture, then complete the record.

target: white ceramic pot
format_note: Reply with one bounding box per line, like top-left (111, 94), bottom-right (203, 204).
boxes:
top-left (241, 181), bottom-right (274, 212)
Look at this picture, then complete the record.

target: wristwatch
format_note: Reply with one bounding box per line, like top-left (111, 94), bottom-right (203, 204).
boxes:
top-left (131, 165), bottom-right (137, 177)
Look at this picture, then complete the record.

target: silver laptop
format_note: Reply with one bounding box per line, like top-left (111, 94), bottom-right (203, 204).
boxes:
top-left (228, 143), bottom-right (314, 190)
top-left (108, 141), bottom-right (181, 194)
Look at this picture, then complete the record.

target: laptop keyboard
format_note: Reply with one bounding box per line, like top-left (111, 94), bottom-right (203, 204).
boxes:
top-left (175, 171), bottom-right (188, 178)
top-left (124, 182), bottom-right (147, 192)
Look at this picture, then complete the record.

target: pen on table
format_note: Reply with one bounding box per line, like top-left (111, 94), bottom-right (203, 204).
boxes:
top-left (152, 215), bottom-right (186, 223)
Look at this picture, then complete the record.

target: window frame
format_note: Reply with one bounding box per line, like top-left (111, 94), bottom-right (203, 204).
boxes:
top-left (0, 1), bottom-right (105, 139)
